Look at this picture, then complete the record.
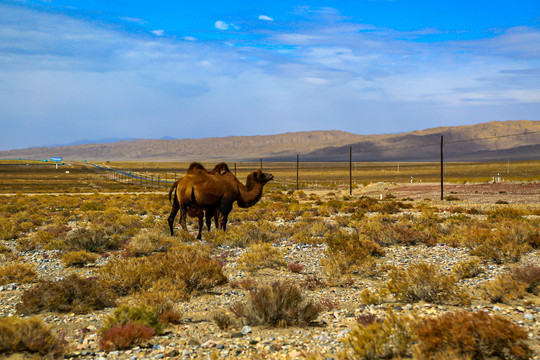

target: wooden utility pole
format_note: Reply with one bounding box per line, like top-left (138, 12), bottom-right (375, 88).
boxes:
top-left (296, 154), bottom-right (299, 191)
top-left (260, 158), bottom-right (262, 170)
top-left (349, 146), bottom-right (352, 196)
top-left (440, 135), bottom-right (444, 201)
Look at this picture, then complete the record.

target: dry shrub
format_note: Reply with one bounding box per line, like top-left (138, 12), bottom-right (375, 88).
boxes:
top-left (230, 278), bottom-right (257, 291)
top-left (212, 310), bottom-right (235, 330)
top-left (413, 311), bottom-right (532, 360)
top-left (0, 316), bottom-right (65, 356)
top-left (101, 304), bottom-right (163, 335)
top-left (386, 262), bottom-right (468, 305)
top-left (126, 229), bottom-right (175, 256)
top-left (0, 218), bottom-right (21, 240)
top-left (98, 244), bottom-right (227, 297)
top-left (322, 231), bottom-right (384, 277)
top-left (486, 207), bottom-right (525, 220)
top-left (302, 275), bottom-right (327, 290)
top-left (510, 264), bottom-right (540, 295)
top-left (237, 242), bottom-right (286, 272)
top-left (62, 250), bottom-right (100, 267)
top-left (288, 262), bottom-right (304, 273)
top-left (463, 223), bottom-right (532, 264)
top-left (17, 274), bottom-right (116, 315)
top-left (230, 281), bottom-right (321, 327)
top-left (341, 309), bottom-right (415, 360)
top-left (359, 288), bottom-right (389, 306)
top-left (99, 321), bottom-right (154, 351)
top-left (452, 258), bottom-right (484, 279)
top-left (480, 274), bottom-right (527, 304)
top-left (375, 200), bottom-right (404, 214)
top-left (0, 262), bottom-right (37, 285)
top-left (64, 227), bottom-right (122, 253)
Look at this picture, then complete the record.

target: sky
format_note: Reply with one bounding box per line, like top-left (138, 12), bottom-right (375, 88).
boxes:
top-left (1, 0), bottom-right (539, 150)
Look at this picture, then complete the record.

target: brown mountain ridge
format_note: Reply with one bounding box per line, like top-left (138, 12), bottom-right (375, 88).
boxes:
top-left (1, 120), bottom-right (538, 162)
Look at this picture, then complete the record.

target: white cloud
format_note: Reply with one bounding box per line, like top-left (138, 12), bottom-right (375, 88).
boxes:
top-left (183, 36), bottom-right (197, 42)
top-left (214, 21), bottom-right (229, 30)
top-left (258, 15), bottom-right (274, 21)
top-left (152, 30), bottom-right (164, 36)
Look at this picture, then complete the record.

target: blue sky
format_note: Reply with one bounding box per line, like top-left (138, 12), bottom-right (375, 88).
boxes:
top-left (1, 0), bottom-right (539, 150)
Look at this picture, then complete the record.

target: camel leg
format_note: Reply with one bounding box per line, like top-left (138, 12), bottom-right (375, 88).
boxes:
top-left (168, 202), bottom-right (179, 236)
top-left (179, 207), bottom-right (189, 232)
top-left (219, 203), bottom-right (233, 231)
top-left (197, 213), bottom-right (204, 240)
top-left (205, 209), bottom-right (213, 231)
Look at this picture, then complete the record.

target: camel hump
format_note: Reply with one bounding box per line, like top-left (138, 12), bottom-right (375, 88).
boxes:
top-left (211, 162), bottom-right (231, 175)
top-left (187, 162), bottom-right (207, 173)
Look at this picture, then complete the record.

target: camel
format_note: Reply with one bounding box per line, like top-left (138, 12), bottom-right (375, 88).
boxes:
top-left (168, 162), bottom-right (229, 239)
top-left (168, 162), bottom-right (273, 238)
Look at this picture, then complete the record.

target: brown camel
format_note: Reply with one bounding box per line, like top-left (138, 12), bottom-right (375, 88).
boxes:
top-left (168, 162), bottom-right (230, 239)
top-left (168, 163), bottom-right (273, 238)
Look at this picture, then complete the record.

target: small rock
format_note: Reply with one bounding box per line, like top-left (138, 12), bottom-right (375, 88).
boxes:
top-left (217, 344), bottom-right (225, 350)
top-left (241, 325), bottom-right (252, 334)
top-left (493, 306), bottom-right (501, 312)
top-left (202, 340), bottom-right (217, 348)
top-left (524, 313), bottom-right (535, 320)
top-left (187, 338), bottom-right (200, 346)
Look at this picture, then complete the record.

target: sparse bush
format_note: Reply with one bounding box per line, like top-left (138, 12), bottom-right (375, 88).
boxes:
top-left (64, 227), bottom-right (121, 253)
top-left (355, 313), bottom-right (382, 327)
top-left (0, 316), bottom-right (65, 356)
top-left (480, 274), bottom-right (527, 304)
top-left (510, 264), bottom-right (540, 295)
top-left (230, 281), bottom-right (321, 327)
top-left (126, 229), bottom-right (174, 256)
top-left (237, 242), bottom-right (286, 272)
top-left (413, 311), bottom-right (532, 360)
top-left (386, 262), bottom-right (468, 305)
top-left (322, 231), bottom-right (384, 277)
top-left (17, 274), bottom-right (116, 315)
top-left (230, 278), bottom-right (257, 291)
top-left (212, 310), bottom-right (235, 330)
top-left (444, 195), bottom-right (460, 201)
top-left (341, 309), bottom-right (415, 360)
top-left (0, 262), bottom-right (37, 285)
top-left (486, 207), bottom-right (524, 220)
top-left (463, 223), bottom-right (532, 264)
top-left (99, 321), bottom-right (155, 351)
top-left (62, 250), bottom-right (100, 267)
top-left (288, 262), bottom-right (304, 273)
top-left (101, 304), bottom-right (163, 336)
top-left (302, 275), bottom-right (327, 290)
top-left (318, 298), bottom-right (339, 311)
top-left (98, 244), bottom-right (227, 297)
top-left (452, 258), bottom-right (484, 279)
top-left (359, 288), bottom-right (389, 306)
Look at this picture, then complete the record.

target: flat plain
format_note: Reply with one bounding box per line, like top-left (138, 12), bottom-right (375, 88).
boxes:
top-left (0, 160), bottom-right (539, 359)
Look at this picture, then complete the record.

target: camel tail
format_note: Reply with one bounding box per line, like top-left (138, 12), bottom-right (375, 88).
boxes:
top-left (168, 180), bottom-right (179, 203)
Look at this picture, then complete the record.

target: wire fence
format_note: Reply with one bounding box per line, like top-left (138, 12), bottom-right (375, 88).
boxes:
top-left (86, 130), bottom-right (540, 195)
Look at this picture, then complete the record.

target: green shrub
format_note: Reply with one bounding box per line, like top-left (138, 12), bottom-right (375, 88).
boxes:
top-left (0, 317), bottom-right (65, 356)
top-left (62, 250), bottom-right (100, 267)
top-left (237, 242), bottom-right (286, 272)
top-left (0, 262), bottom-right (37, 285)
top-left (341, 309), bottom-right (414, 359)
top-left (413, 311), bottom-right (532, 360)
top-left (386, 262), bottom-right (468, 305)
top-left (101, 304), bottom-right (163, 335)
top-left (17, 274), bottom-right (116, 315)
top-left (230, 281), bottom-right (321, 327)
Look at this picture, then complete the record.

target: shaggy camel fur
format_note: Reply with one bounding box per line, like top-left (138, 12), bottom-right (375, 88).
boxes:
top-left (168, 163), bottom-right (273, 238)
top-left (168, 162), bottom-right (230, 239)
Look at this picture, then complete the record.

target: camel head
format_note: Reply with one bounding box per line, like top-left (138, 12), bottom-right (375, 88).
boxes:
top-left (246, 169), bottom-right (274, 189)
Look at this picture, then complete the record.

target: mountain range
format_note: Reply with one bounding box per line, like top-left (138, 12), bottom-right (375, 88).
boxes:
top-left (1, 120), bottom-right (538, 162)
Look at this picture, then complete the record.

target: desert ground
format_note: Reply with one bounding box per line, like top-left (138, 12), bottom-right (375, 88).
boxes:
top-left (0, 160), bottom-right (539, 359)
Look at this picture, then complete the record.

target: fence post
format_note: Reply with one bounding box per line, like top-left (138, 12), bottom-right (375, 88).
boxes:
top-left (441, 135), bottom-right (444, 201)
top-left (260, 158), bottom-right (262, 170)
top-left (234, 163), bottom-right (237, 177)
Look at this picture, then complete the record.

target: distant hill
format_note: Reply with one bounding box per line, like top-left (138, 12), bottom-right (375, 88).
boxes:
top-left (0, 120), bottom-right (538, 162)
